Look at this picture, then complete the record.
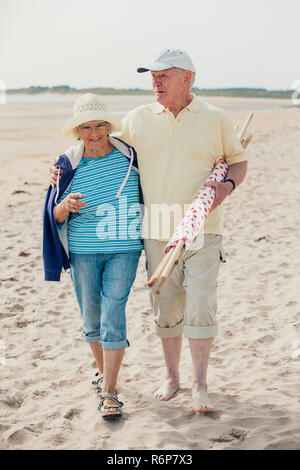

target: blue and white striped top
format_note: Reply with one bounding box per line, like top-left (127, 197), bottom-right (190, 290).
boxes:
top-left (58, 147), bottom-right (143, 254)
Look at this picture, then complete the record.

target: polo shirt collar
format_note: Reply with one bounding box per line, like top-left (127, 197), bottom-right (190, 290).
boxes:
top-left (153, 93), bottom-right (202, 114)
top-left (185, 94), bottom-right (202, 112)
top-left (153, 101), bottom-right (165, 114)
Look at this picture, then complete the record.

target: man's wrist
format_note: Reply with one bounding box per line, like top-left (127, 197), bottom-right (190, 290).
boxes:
top-left (223, 178), bottom-right (235, 193)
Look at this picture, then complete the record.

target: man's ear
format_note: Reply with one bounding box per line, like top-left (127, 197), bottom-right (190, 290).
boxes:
top-left (184, 71), bottom-right (192, 85)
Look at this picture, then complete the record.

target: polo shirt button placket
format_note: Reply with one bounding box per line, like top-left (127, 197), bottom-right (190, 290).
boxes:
top-left (172, 117), bottom-right (182, 136)
top-left (170, 123), bottom-right (178, 136)
top-left (167, 114), bottom-right (176, 135)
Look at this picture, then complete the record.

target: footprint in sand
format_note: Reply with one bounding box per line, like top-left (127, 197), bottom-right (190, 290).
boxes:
top-left (211, 428), bottom-right (247, 443)
top-left (1, 393), bottom-right (24, 409)
top-left (7, 429), bottom-right (31, 445)
top-left (63, 408), bottom-right (81, 420)
top-left (1, 277), bottom-right (17, 282)
top-left (22, 268), bottom-right (32, 274)
top-left (0, 313), bottom-right (15, 319)
top-left (31, 349), bottom-right (44, 360)
top-left (286, 301), bottom-right (297, 307)
top-left (31, 389), bottom-right (48, 398)
top-left (24, 181), bottom-right (42, 186)
top-left (16, 320), bottom-right (35, 328)
top-left (11, 190), bottom-right (29, 195)
top-left (10, 304), bottom-right (24, 313)
top-left (46, 310), bottom-right (60, 316)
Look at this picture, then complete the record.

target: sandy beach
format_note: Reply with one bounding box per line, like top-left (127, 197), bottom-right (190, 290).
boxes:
top-left (0, 93), bottom-right (299, 450)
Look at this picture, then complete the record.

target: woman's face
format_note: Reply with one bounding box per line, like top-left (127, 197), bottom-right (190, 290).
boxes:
top-left (77, 120), bottom-right (110, 150)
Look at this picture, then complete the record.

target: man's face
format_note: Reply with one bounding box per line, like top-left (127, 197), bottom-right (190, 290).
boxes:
top-left (151, 68), bottom-right (189, 107)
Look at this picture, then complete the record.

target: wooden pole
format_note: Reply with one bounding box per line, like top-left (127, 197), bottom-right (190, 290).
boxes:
top-left (147, 247), bottom-right (173, 287)
top-left (238, 113), bottom-right (254, 141)
top-left (160, 240), bottom-right (185, 280)
top-left (244, 133), bottom-right (253, 148)
top-left (155, 263), bottom-right (177, 295)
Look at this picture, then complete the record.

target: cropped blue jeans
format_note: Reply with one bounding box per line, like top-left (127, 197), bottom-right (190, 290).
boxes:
top-left (69, 251), bottom-right (141, 350)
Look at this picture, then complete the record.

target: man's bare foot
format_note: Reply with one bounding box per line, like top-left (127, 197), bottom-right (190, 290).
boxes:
top-left (153, 378), bottom-right (180, 401)
top-left (192, 383), bottom-right (214, 413)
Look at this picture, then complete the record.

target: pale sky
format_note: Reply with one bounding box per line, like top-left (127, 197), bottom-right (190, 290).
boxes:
top-left (1, 0), bottom-right (299, 90)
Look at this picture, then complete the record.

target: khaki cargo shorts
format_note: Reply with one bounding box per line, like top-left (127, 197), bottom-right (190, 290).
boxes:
top-left (144, 235), bottom-right (226, 340)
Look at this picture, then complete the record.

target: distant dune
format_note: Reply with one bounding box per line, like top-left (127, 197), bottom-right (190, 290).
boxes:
top-left (7, 85), bottom-right (294, 99)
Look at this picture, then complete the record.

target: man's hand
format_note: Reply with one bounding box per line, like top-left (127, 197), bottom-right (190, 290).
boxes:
top-left (49, 157), bottom-right (63, 188)
top-left (205, 161), bottom-right (248, 211)
top-left (204, 181), bottom-right (232, 212)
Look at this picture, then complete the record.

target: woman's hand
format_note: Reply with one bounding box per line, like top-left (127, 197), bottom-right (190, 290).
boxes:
top-left (64, 193), bottom-right (88, 213)
top-left (54, 193), bottom-right (87, 223)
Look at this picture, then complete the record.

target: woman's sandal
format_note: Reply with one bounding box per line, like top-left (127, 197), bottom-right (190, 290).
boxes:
top-left (92, 372), bottom-right (103, 395)
top-left (98, 393), bottom-right (123, 419)
top-left (92, 372), bottom-right (118, 396)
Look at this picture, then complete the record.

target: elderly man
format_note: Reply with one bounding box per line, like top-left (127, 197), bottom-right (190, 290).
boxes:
top-left (50, 49), bottom-right (247, 412)
top-left (118, 49), bottom-right (247, 412)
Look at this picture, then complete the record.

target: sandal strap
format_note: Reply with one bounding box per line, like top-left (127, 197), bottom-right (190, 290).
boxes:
top-left (92, 373), bottom-right (103, 386)
top-left (101, 405), bottom-right (121, 410)
top-left (98, 403), bottom-right (123, 416)
top-left (100, 393), bottom-right (123, 407)
top-left (96, 377), bottom-right (103, 387)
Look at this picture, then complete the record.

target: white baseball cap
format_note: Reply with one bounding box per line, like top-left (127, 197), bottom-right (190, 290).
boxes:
top-left (137, 48), bottom-right (196, 74)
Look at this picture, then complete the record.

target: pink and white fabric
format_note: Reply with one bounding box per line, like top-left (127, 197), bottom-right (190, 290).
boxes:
top-left (165, 158), bottom-right (228, 252)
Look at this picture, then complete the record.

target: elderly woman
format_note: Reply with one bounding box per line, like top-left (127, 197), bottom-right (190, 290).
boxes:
top-left (43, 94), bottom-right (143, 419)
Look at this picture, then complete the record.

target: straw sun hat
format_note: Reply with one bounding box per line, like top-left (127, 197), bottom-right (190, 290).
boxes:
top-left (62, 93), bottom-right (122, 139)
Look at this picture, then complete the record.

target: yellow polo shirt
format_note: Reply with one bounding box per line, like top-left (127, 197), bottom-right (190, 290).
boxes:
top-left (116, 94), bottom-right (247, 241)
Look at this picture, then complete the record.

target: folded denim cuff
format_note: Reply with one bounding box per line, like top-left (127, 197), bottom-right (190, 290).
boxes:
top-left (101, 339), bottom-right (130, 350)
top-left (81, 332), bottom-right (101, 343)
top-left (183, 324), bottom-right (219, 339)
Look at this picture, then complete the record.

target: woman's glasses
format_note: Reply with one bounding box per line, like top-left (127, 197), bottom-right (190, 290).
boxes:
top-left (78, 122), bottom-right (107, 132)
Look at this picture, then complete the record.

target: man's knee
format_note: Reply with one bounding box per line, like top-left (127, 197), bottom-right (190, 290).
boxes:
top-left (183, 284), bottom-right (218, 339)
top-left (150, 293), bottom-right (185, 338)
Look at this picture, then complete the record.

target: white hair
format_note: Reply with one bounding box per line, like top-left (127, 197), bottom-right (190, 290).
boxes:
top-left (190, 72), bottom-right (196, 87)
top-left (104, 122), bottom-right (113, 134)
top-left (174, 67), bottom-right (196, 89)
